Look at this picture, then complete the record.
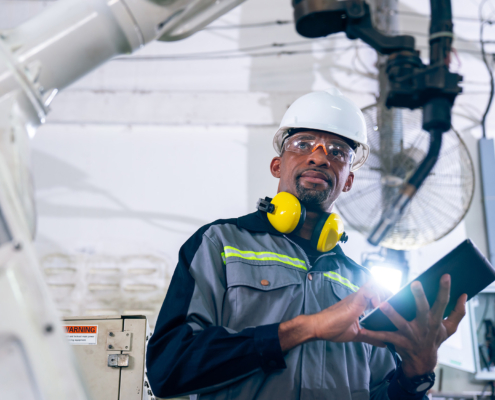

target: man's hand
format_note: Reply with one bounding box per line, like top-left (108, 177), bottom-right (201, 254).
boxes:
top-left (279, 280), bottom-right (388, 351)
top-left (359, 274), bottom-right (467, 378)
top-left (311, 280), bottom-right (390, 346)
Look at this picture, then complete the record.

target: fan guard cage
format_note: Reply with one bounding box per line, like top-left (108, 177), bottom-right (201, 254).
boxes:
top-left (336, 104), bottom-right (475, 250)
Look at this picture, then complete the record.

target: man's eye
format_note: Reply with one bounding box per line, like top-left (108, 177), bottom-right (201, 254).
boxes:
top-left (332, 149), bottom-right (347, 160)
top-left (296, 141), bottom-right (310, 150)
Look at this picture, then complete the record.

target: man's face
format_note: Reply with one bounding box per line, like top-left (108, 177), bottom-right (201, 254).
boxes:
top-left (270, 130), bottom-right (355, 212)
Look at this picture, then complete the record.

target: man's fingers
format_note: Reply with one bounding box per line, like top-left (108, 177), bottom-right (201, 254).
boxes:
top-left (443, 294), bottom-right (467, 337)
top-left (376, 286), bottom-right (392, 306)
top-left (410, 281), bottom-right (429, 327)
top-left (430, 274), bottom-right (451, 322)
top-left (380, 302), bottom-right (411, 334)
top-left (371, 295), bottom-right (382, 309)
top-left (357, 280), bottom-right (384, 308)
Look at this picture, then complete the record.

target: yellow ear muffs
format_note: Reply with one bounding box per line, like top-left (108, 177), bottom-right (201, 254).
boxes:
top-left (257, 192), bottom-right (348, 251)
top-left (310, 212), bottom-right (348, 252)
top-left (257, 192), bottom-right (306, 234)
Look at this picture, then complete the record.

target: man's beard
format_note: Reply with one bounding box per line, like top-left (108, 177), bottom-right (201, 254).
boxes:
top-left (295, 178), bottom-right (332, 211)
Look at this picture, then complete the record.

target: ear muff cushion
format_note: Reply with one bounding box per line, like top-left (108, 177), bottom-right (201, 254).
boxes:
top-left (310, 213), bottom-right (329, 250)
top-left (267, 192), bottom-right (305, 234)
top-left (296, 203), bottom-right (306, 232)
top-left (311, 213), bottom-right (345, 252)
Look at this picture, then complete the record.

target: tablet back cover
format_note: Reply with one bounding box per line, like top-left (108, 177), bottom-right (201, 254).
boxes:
top-left (360, 239), bottom-right (495, 331)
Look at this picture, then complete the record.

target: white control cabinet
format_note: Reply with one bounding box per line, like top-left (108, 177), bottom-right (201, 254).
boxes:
top-left (63, 315), bottom-right (153, 400)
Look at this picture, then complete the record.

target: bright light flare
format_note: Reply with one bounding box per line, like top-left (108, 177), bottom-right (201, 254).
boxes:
top-left (370, 265), bottom-right (403, 294)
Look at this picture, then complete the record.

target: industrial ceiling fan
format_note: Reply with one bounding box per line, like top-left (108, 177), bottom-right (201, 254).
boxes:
top-left (336, 105), bottom-right (475, 250)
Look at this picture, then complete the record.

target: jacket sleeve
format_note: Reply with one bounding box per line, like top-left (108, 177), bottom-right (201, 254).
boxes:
top-left (369, 346), bottom-right (430, 400)
top-left (146, 225), bottom-right (286, 398)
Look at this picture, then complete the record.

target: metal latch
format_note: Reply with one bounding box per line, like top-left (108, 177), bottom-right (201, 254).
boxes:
top-left (107, 331), bottom-right (132, 351)
top-left (108, 354), bottom-right (129, 368)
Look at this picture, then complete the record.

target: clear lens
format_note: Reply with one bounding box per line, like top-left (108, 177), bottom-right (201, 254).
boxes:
top-left (326, 142), bottom-right (355, 164)
top-left (285, 137), bottom-right (315, 153)
top-left (284, 135), bottom-right (355, 165)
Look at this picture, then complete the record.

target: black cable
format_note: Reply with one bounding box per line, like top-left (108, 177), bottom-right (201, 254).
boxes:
top-left (116, 37), bottom-right (338, 61)
top-left (399, 9), bottom-right (494, 23)
top-left (204, 20), bottom-right (292, 30)
top-left (114, 13), bottom-right (495, 63)
top-left (203, 13), bottom-right (494, 30)
top-left (480, 345), bottom-right (490, 369)
top-left (478, 296), bottom-right (491, 333)
top-left (115, 41), bottom-right (489, 62)
top-left (480, 0), bottom-right (495, 138)
top-left (402, 30), bottom-right (495, 45)
top-left (115, 43), bottom-right (359, 61)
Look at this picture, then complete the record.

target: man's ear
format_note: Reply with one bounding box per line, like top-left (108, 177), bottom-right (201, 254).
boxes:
top-left (270, 157), bottom-right (282, 178)
top-left (343, 171), bottom-right (354, 192)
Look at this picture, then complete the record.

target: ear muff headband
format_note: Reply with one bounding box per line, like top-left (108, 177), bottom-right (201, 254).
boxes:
top-left (310, 213), bottom-right (345, 253)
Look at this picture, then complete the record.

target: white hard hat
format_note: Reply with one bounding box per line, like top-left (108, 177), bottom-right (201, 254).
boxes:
top-left (273, 88), bottom-right (369, 171)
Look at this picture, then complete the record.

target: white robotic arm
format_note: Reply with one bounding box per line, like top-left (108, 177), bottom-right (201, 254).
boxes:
top-left (0, 1), bottom-right (246, 399)
top-left (1, 0), bottom-right (246, 124)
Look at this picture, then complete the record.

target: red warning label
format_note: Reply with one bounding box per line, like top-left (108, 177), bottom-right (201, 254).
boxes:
top-left (64, 325), bottom-right (98, 345)
top-left (65, 326), bottom-right (97, 334)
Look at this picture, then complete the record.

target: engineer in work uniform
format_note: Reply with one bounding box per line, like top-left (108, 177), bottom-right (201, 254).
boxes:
top-left (146, 89), bottom-right (467, 400)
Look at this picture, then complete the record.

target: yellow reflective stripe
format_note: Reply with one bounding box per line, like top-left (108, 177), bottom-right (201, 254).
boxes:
top-left (224, 246), bottom-right (306, 265)
top-left (225, 254), bottom-right (306, 269)
top-left (323, 271), bottom-right (359, 292)
top-left (224, 246), bottom-right (307, 271)
top-left (221, 252), bottom-right (226, 265)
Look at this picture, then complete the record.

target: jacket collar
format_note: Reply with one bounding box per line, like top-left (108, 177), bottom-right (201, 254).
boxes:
top-left (237, 210), bottom-right (282, 236)
top-left (236, 210), bottom-right (347, 257)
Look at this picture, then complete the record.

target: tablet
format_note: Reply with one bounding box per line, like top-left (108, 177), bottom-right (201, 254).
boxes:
top-left (359, 239), bottom-right (495, 332)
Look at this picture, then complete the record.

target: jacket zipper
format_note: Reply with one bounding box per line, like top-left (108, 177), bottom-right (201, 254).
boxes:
top-left (282, 235), bottom-right (312, 270)
top-left (282, 234), bottom-right (340, 270)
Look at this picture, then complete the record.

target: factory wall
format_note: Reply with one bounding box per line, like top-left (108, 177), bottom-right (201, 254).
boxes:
top-left (1, 0), bottom-right (494, 390)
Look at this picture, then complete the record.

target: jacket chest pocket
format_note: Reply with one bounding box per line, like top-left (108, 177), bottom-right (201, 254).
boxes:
top-left (330, 280), bottom-right (356, 301)
top-left (323, 272), bottom-right (358, 306)
top-left (223, 261), bottom-right (304, 330)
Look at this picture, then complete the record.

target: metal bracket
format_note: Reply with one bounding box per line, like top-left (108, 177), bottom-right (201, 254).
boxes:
top-left (106, 331), bottom-right (132, 351)
top-left (108, 354), bottom-right (129, 368)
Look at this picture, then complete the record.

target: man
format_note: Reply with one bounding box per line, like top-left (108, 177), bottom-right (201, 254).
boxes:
top-left (146, 89), bottom-right (467, 400)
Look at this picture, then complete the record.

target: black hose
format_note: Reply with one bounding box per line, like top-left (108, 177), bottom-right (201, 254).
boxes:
top-left (429, 0), bottom-right (453, 66)
top-left (408, 129), bottom-right (443, 189)
top-left (368, 130), bottom-right (442, 245)
top-left (430, 0), bottom-right (452, 28)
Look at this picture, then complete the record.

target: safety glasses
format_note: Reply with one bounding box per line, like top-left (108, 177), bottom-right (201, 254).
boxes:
top-left (284, 134), bottom-right (356, 165)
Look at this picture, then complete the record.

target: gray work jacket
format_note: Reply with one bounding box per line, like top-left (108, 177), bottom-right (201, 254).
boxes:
top-left (147, 211), bottom-right (425, 400)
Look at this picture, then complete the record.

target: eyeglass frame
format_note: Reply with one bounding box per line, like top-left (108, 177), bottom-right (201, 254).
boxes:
top-left (282, 133), bottom-right (356, 165)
